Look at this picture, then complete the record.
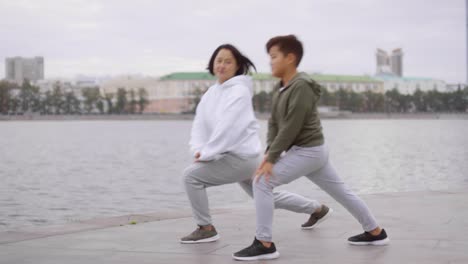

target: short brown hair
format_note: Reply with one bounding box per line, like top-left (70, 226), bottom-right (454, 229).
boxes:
top-left (266, 35), bottom-right (303, 66)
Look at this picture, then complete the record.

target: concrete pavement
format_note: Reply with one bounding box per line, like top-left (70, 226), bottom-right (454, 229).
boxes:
top-left (1, 189), bottom-right (467, 264)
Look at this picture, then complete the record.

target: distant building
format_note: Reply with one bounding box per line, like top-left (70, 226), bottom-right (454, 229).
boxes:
top-left (155, 72), bottom-right (216, 113)
top-left (390, 48), bottom-right (403, 77)
top-left (376, 49), bottom-right (403, 77)
top-left (373, 48), bottom-right (448, 94)
top-left (73, 75), bottom-right (108, 88)
top-left (374, 74), bottom-right (446, 94)
top-left (100, 75), bottom-right (177, 113)
top-left (311, 74), bottom-right (384, 93)
top-left (376, 49), bottom-right (391, 75)
top-left (97, 71), bottom-right (450, 113)
top-left (146, 72), bottom-right (385, 113)
top-left (446, 83), bottom-right (465, 92)
top-left (35, 79), bottom-right (75, 93)
top-left (5, 56), bottom-right (44, 84)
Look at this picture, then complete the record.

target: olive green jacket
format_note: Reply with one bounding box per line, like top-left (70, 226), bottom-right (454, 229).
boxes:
top-left (267, 72), bottom-right (324, 163)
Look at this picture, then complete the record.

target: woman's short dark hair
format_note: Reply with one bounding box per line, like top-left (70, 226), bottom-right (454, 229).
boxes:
top-left (207, 44), bottom-right (256, 76)
top-left (266, 35), bottom-right (303, 66)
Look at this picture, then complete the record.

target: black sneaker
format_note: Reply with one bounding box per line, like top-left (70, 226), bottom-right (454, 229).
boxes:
top-left (180, 226), bottom-right (220, 244)
top-left (348, 229), bottom-right (390, 246)
top-left (232, 237), bottom-right (280, 261)
top-left (301, 204), bottom-right (333, 229)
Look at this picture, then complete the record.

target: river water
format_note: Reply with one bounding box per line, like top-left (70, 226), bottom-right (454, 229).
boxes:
top-left (1, 119), bottom-right (467, 231)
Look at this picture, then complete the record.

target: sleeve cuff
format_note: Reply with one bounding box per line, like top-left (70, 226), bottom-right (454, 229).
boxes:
top-left (266, 154), bottom-right (279, 164)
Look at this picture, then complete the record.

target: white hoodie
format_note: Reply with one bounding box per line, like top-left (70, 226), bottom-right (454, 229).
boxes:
top-left (189, 75), bottom-right (262, 161)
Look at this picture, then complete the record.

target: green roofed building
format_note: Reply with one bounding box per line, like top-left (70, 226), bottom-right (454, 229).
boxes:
top-left (158, 72), bottom-right (384, 95)
top-left (98, 71), bottom-right (448, 114)
top-left (159, 72), bottom-right (216, 81)
top-left (153, 71), bottom-right (385, 114)
top-left (374, 73), bottom-right (446, 95)
top-left (309, 73), bottom-right (384, 93)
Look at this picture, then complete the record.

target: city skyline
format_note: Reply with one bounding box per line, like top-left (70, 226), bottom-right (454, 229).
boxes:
top-left (0, 0), bottom-right (465, 83)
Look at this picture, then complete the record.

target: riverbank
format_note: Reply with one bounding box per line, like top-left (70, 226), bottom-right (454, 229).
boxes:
top-left (1, 189), bottom-right (467, 263)
top-left (1, 112), bottom-right (468, 121)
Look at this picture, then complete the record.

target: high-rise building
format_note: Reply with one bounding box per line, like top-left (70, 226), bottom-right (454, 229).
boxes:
top-left (391, 48), bottom-right (403, 77)
top-left (5, 56), bottom-right (44, 84)
top-left (375, 49), bottom-right (403, 77)
top-left (376, 49), bottom-right (391, 75)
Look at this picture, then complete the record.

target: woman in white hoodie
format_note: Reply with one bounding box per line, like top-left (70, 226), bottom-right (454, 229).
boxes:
top-left (181, 44), bottom-right (329, 244)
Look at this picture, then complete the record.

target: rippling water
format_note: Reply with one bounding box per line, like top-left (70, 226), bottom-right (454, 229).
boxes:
top-left (1, 119), bottom-right (467, 231)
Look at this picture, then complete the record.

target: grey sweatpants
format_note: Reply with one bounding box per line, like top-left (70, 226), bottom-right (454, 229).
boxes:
top-left (183, 153), bottom-right (322, 226)
top-left (254, 144), bottom-right (379, 242)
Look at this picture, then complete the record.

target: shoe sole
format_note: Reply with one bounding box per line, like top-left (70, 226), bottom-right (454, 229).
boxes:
top-left (180, 234), bottom-right (220, 244)
top-left (348, 237), bottom-right (390, 246)
top-left (302, 208), bottom-right (334, 230)
top-left (232, 251), bottom-right (280, 261)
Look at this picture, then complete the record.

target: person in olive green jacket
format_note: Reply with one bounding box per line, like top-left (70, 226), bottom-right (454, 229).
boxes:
top-left (233, 35), bottom-right (389, 261)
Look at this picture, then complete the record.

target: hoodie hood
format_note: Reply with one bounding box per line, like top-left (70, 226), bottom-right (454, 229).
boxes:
top-left (218, 75), bottom-right (254, 97)
top-left (284, 72), bottom-right (322, 97)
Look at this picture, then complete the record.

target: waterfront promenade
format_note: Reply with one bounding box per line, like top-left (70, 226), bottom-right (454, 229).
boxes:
top-left (1, 189), bottom-right (467, 264)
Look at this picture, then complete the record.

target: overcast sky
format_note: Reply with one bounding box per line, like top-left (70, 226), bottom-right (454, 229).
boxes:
top-left (0, 0), bottom-right (465, 83)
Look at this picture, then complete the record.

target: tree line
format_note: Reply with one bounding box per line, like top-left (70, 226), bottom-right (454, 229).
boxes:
top-left (252, 85), bottom-right (468, 113)
top-left (4, 80), bottom-right (466, 115)
top-left (0, 80), bottom-right (149, 115)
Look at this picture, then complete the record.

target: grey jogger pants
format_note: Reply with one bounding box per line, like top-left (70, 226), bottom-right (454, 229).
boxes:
top-left (254, 144), bottom-right (379, 242)
top-left (183, 153), bottom-right (322, 226)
